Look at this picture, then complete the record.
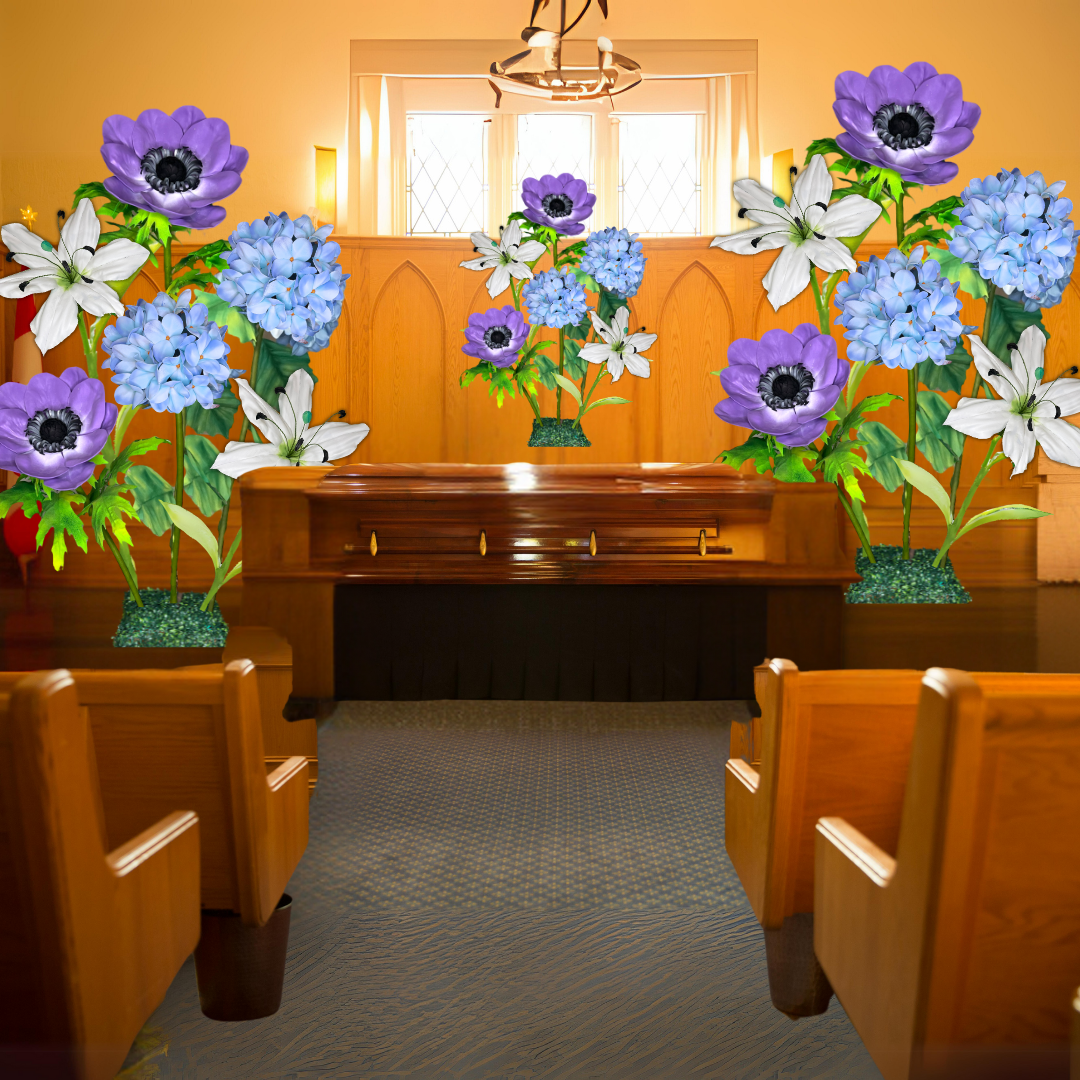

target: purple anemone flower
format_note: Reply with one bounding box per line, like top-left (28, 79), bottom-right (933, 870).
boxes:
top-left (521, 173), bottom-right (596, 235)
top-left (462, 306), bottom-right (528, 368)
top-left (0, 369), bottom-right (117, 491)
top-left (832, 63), bottom-right (980, 185)
top-left (715, 325), bottom-right (848, 448)
top-left (100, 107), bottom-right (248, 230)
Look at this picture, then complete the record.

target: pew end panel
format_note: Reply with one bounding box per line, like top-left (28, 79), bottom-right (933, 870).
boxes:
top-left (0, 672), bottom-right (201, 1080)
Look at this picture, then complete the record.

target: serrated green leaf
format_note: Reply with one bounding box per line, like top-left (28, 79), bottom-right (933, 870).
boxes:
top-left (830, 392), bottom-right (903, 446)
top-left (953, 503), bottom-right (1049, 541)
top-left (459, 362), bottom-right (490, 389)
top-left (183, 434), bottom-right (233, 516)
top-left (251, 338), bottom-right (316, 403)
top-left (773, 447), bottom-right (817, 483)
top-left (38, 492), bottom-right (88, 571)
top-left (718, 435), bottom-right (773, 474)
top-left (985, 294), bottom-right (1048, 364)
top-left (917, 339), bottom-right (972, 393)
top-left (0, 480), bottom-right (41, 522)
top-left (488, 367), bottom-right (516, 407)
top-left (88, 490), bottom-right (139, 547)
top-left (925, 248), bottom-right (988, 300)
top-left (193, 288), bottom-right (256, 344)
top-left (125, 465), bottom-right (175, 536)
top-left (185, 383), bottom-right (240, 439)
top-left (860, 421), bottom-right (907, 492)
top-left (819, 446), bottom-right (869, 494)
top-left (896, 459), bottom-right (953, 523)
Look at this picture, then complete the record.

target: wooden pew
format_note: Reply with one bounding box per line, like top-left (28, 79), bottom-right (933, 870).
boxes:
top-left (0, 671), bottom-right (200, 1080)
top-left (0, 661), bottom-right (309, 926)
top-left (815, 669), bottom-right (1080, 1079)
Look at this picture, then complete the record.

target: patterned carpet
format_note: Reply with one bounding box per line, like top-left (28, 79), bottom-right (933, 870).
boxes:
top-left (125, 701), bottom-right (882, 1079)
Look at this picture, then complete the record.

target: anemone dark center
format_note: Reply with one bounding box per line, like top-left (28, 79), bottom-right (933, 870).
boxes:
top-left (484, 325), bottom-right (513, 349)
top-left (758, 363), bottom-right (814, 410)
top-left (872, 102), bottom-right (935, 151)
top-left (26, 407), bottom-right (82, 454)
top-left (140, 145), bottom-right (204, 194)
top-left (541, 193), bottom-right (574, 218)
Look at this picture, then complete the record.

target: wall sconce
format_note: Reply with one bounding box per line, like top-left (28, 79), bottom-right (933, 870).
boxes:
top-left (314, 146), bottom-right (337, 226)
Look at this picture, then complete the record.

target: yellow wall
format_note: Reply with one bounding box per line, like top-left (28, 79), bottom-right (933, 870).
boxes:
top-left (3, 0), bottom-right (1079, 244)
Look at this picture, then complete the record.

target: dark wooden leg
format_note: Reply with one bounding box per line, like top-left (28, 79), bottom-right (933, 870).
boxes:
top-left (763, 913), bottom-right (834, 1018)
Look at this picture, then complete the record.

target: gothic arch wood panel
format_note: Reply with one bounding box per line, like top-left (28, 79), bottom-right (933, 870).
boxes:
top-left (369, 260), bottom-right (446, 462)
top-left (657, 261), bottom-right (734, 462)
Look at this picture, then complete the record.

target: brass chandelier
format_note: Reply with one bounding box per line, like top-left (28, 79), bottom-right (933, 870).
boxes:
top-left (488, 0), bottom-right (642, 107)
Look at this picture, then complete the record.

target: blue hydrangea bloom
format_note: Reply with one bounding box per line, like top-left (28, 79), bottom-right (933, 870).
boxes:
top-left (101, 291), bottom-right (242, 413)
top-left (522, 268), bottom-right (589, 329)
top-left (834, 247), bottom-right (974, 369)
top-left (950, 169), bottom-right (1076, 311)
top-left (216, 212), bottom-right (349, 355)
top-left (579, 228), bottom-right (647, 297)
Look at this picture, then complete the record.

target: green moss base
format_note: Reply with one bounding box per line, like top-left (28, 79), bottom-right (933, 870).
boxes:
top-left (845, 545), bottom-right (971, 605)
top-left (113, 588), bottom-right (229, 648)
top-left (527, 418), bottom-right (591, 448)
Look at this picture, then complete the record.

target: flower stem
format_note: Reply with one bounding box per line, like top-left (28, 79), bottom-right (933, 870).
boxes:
top-left (902, 365), bottom-right (917, 559)
top-left (104, 530), bottom-right (143, 607)
top-left (216, 484), bottom-right (232, 561)
top-left (238, 329), bottom-right (265, 444)
top-left (835, 481), bottom-right (875, 563)
top-left (556, 326), bottom-right (565, 420)
top-left (163, 233), bottom-right (173, 291)
top-left (77, 314), bottom-right (97, 378)
top-left (934, 436), bottom-right (1002, 567)
top-left (170, 411), bottom-right (185, 603)
top-left (809, 270), bottom-right (829, 334)
top-left (895, 189), bottom-right (905, 248)
top-left (577, 366), bottom-right (607, 422)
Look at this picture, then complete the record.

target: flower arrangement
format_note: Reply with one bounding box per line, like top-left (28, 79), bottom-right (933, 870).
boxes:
top-left (711, 64), bottom-right (1068, 602)
top-left (458, 172), bottom-right (656, 447)
top-left (0, 106), bottom-right (367, 644)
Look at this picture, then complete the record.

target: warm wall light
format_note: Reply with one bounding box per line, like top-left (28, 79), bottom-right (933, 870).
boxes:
top-left (771, 149), bottom-right (794, 204)
top-left (315, 146), bottom-right (337, 225)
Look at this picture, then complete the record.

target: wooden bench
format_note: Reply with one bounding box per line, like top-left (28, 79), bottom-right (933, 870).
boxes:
top-left (0, 671), bottom-right (200, 1079)
top-left (816, 669), bottom-right (1080, 1079)
top-left (0, 661), bottom-right (309, 927)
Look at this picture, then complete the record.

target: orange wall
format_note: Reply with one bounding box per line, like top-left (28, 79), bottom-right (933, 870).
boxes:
top-left (2, 0), bottom-right (1079, 245)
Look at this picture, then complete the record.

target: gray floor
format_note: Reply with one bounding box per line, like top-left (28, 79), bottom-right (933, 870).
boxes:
top-left (124, 701), bottom-right (882, 1079)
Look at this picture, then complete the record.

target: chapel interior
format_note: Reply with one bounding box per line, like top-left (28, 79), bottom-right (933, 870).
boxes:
top-left (3, 1), bottom-right (1080, 1078)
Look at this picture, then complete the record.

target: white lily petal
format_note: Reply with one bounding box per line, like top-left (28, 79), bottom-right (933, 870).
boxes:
top-left (611, 307), bottom-right (631, 334)
top-left (467, 231), bottom-right (499, 254)
top-left (606, 352), bottom-right (626, 381)
top-left (281, 369), bottom-right (315, 435)
top-left (68, 280), bottom-right (125, 318)
top-left (515, 240), bottom-right (547, 263)
top-left (507, 261), bottom-right (534, 281)
top-left (1034, 417), bottom-right (1080, 469)
top-left (0, 266), bottom-right (59, 297)
top-left (305, 420), bottom-right (370, 461)
top-left (588, 310), bottom-right (613, 338)
top-left (943, 397), bottom-right (1012, 438)
top-left (212, 442), bottom-right (284, 479)
top-left (623, 352), bottom-right (651, 379)
top-left (816, 194), bottom-right (882, 239)
top-left (579, 342), bottom-right (614, 365)
top-left (1011, 324), bottom-right (1047, 389)
top-left (236, 378), bottom-right (287, 445)
top-left (29, 288), bottom-right (80, 354)
top-left (0, 223), bottom-right (61, 269)
top-left (761, 244), bottom-right (812, 310)
top-left (625, 332), bottom-right (657, 353)
top-left (60, 198), bottom-right (101, 259)
top-left (486, 262), bottom-right (512, 299)
top-left (1002, 413), bottom-right (1037, 477)
top-left (801, 236), bottom-right (855, 274)
top-left (501, 220), bottom-right (522, 247)
top-left (710, 225), bottom-right (788, 255)
top-left (969, 335), bottom-right (1021, 401)
top-left (792, 155), bottom-right (833, 214)
top-left (82, 237), bottom-right (150, 282)
top-left (731, 178), bottom-right (785, 220)
top-left (1044, 377), bottom-right (1080, 417)
top-left (460, 255), bottom-right (500, 271)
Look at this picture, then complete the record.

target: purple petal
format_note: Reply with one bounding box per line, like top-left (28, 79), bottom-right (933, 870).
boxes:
top-left (866, 66), bottom-right (916, 110)
top-left (911, 159), bottom-right (960, 185)
top-left (799, 334), bottom-right (841, 385)
top-left (0, 384), bottom-right (27, 412)
top-left (727, 337), bottom-right (767, 372)
top-left (834, 71), bottom-right (872, 109)
top-left (836, 132), bottom-right (887, 167)
top-left (757, 328), bottom-right (800, 371)
top-left (14, 446), bottom-right (70, 479)
top-left (181, 117), bottom-right (231, 174)
top-left (903, 62), bottom-right (939, 87)
top-left (0, 408), bottom-right (29, 451)
top-left (102, 402), bottom-right (118, 433)
top-left (913, 73), bottom-right (963, 129)
top-left (746, 404), bottom-right (801, 438)
top-left (719, 364), bottom-right (765, 406)
top-left (555, 220), bottom-right (585, 236)
top-left (834, 98), bottom-right (876, 139)
top-left (131, 109), bottom-right (184, 156)
top-left (797, 383), bottom-right (843, 420)
top-left (959, 101), bottom-right (981, 130)
top-left (192, 170), bottom-right (243, 202)
top-left (225, 145), bottom-right (249, 174)
top-left (102, 141), bottom-right (147, 185)
top-left (169, 205), bottom-right (227, 230)
top-left (714, 398), bottom-right (752, 427)
top-left (171, 105), bottom-right (206, 130)
top-left (521, 188), bottom-right (544, 211)
top-left (775, 416), bottom-right (828, 448)
top-left (68, 426), bottom-right (109, 465)
top-left (102, 114), bottom-right (135, 148)
top-left (40, 458), bottom-right (95, 491)
top-left (927, 126), bottom-right (975, 158)
top-left (68, 376), bottom-right (105, 430)
top-left (103, 174), bottom-right (150, 205)
top-left (59, 368), bottom-right (88, 390)
top-left (24, 372), bottom-right (72, 413)
top-left (791, 324), bottom-right (820, 346)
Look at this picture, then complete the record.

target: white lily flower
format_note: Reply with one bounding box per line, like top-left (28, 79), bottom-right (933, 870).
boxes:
top-left (459, 219), bottom-right (547, 299)
top-left (0, 198), bottom-right (150, 354)
top-left (211, 368), bottom-right (370, 478)
top-left (943, 325), bottom-right (1080, 477)
top-left (579, 306), bottom-right (657, 382)
top-left (710, 155), bottom-right (882, 311)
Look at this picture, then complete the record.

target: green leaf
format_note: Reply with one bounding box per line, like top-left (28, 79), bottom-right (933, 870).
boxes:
top-left (0, 479), bottom-right (41, 522)
top-left (917, 339), bottom-right (972, 394)
top-left (251, 338), bottom-right (316, 403)
top-left (985, 294), bottom-right (1048, 364)
top-left (164, 503), bottom-right (221, 569)
top-left (895, 459), bottom-right (953, 524)
top-left (459, 361), bottom-right (491, 389)
top-left (562, 337), bottom-right (588, 381)
top-left (185, 383), bottom-right (240, 439)
top-left (572, 268), bottom-right (600, 294)
top-left (953, 504), bottom-right (1049, 542)
top-left (582, 395), bottom-right (630, 415)
top-left (553, 373), bottom-right (583, 405)
top-left (125, 465), bottom-right (176, 536)
top-left (916, 390), bottom-right (965, 472)
top-left (719, 436), bottom-right (773, 473)
top-left (829, 392), bottom-right (902, 446)
top-left (773, 446), bottom-right (817, 483)
top-left (488, 366), bottom-right (516, 407)
top-left (86, 488), bottom-right (139, 547)
top-left (193, 289), bottom-right (256, 344)
top-left (820, 446), bottom-right (870, 501)
top-left (860, 421), bottom-right (907, 492)
top-left (38, 491), bottom-right (88, 571)
top-left (597, 288), bottom-right (630, 326)
top-left (534, 353), bottom-right (559, 391)
top-left (925, 248), bottom-right (988, 300)
top-left (184, 435), bottom-right (233, 517)
top-left (906, 195), bottom-right (963, 230)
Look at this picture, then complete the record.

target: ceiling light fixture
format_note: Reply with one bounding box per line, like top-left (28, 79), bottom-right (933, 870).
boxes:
top-left (488, 0), bottom-right (642, 108)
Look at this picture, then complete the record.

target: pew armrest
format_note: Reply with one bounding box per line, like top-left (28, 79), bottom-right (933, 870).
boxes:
top-left (816, 816), bottom-right (896, 888)
top-left (258, 755), bottom-right (309, 924)
top-left (107, 809), bottom-right (200, 879)
top-left (725, 758), bottom-right (766, 921)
